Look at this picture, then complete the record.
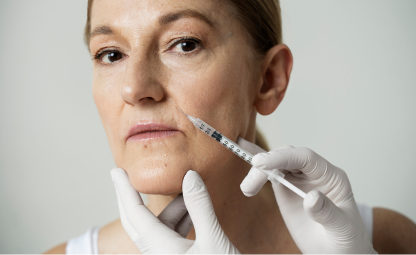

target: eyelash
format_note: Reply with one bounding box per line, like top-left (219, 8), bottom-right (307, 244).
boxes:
top-left (92, 48), bottom-right (122, 64)
top-left (167, 36), bottom-right (203, 54)
top-left (92, 36), bottom-right (203, 65)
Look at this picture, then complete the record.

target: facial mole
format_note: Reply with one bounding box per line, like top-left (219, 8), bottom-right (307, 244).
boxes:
top-left (144, 145), bottom-right (148, 148)
top-left (164, 164), bottom-right (167, 167)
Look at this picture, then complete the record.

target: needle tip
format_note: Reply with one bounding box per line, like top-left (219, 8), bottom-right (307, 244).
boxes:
top-left (176, 107), bottom-right (187, 116)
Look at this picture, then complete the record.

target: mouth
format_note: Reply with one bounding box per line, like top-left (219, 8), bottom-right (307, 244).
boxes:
top-left (126, 123), bottom-right (181, 142)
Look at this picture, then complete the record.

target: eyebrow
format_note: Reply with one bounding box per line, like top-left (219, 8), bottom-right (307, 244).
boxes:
top-left (89, 9), bottom-right (214, 40)
top-left (90, 25), bottom-right (113, 39)
top-left (159, 9), bottom-right (214, 27)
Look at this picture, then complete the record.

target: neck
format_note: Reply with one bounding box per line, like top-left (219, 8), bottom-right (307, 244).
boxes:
top-left (146, 153), bottom-right (291, 253)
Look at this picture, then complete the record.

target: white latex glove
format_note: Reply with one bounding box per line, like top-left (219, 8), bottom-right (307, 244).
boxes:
top-left (237, 137), bottom-right (377, 254)
top-left (111, 168), bottom-right (240, 254)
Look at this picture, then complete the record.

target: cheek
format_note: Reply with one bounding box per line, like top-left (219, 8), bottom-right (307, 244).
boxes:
top-left (169, 53), bottom-right (251, 137)
top-left (164, 51), bottom-right (253, 180)
top-left (92, 71), bottom-right (125, 162)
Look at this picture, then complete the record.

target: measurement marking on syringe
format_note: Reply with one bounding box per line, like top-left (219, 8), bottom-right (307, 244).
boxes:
top-left (197, 122), bottom-right (253, 164)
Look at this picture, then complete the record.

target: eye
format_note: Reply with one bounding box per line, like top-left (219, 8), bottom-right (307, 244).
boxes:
top-left (170, 38), bottom-right (201, 53)
top-left (101, 51), bottom-right (123, 63)
top-left (94, 49), bottom-right (124, 64)
top-left (174, 41), bottom-right (197, 52)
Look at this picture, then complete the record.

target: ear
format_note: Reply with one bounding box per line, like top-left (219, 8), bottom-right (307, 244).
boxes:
top-left (254, 44), bottom-right (293, 115)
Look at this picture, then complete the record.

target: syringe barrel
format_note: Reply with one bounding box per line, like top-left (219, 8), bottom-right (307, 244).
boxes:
top-left (190, 115), bottom-right (306, 199)
top-left (193, 118), bottom-right (254, 165)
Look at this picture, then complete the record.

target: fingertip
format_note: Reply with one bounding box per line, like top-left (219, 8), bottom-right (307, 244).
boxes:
top-left (240, 173), bottom-right (258, 197)
top-left (182, 170), bottom-right (204, 195)
top-left (304, 190), bottom-right (325, 214)
top-left (240, 183), bottom-right (256, 197)
top-left (240, 167), bottom-right (268, 197)
top-left (110, 168), bottom-right (126, 188)
top-left (112, 167), bottom-right (125, 173)
top-left (240, 189), bottom-right (256, 197)
top-left (252, 153), bottom-right (269, 169)
top-left (111, 168), bottom-right (126, 179)
top-left (183, 170), bottom-right (199, 181)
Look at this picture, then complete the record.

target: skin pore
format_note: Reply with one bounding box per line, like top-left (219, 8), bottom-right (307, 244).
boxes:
top-left (88, 0), bottom-right (294, 253)
top-left (43, 0), bottom-right (416, 254)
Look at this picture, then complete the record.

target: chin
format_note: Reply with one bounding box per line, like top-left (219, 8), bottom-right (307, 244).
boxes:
top-left (125, 163), bottom-right (188, 195)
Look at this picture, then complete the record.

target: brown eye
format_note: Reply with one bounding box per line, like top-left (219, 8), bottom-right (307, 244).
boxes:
top-left (174, 41), bottom-right (197, 52)
top-left (102, 51), bottom-right (123, 63)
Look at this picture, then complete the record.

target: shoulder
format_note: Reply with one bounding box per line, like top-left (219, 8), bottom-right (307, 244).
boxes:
top-left (43, 242), bottom-right (66, 254)
top-left (98, 219), bottom-right (141, 254)
top-left (373, 207), bottom-right (416, 253)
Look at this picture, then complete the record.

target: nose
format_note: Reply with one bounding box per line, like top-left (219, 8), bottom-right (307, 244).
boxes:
top-left (120, 55), bottom-right (164, 105)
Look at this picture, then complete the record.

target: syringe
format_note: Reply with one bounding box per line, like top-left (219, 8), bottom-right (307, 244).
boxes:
top-left (178, 108), bottom-right (306, 198)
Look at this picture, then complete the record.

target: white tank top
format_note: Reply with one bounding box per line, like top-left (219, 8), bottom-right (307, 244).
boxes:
top-left (66, 203), bottom-right (373, 254)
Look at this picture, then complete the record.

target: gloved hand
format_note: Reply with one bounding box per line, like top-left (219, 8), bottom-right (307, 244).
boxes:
top-left (237, 137), bottom-right (377, 254)
top-left (111, 168), bottom-right (240, 254)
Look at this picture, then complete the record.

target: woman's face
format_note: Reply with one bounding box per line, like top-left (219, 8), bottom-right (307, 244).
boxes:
top-left (90, 0), bottom-right (261, 194)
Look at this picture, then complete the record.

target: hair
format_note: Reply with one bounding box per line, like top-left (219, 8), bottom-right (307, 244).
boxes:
top-left (84, 0), bottom-right (282, 151)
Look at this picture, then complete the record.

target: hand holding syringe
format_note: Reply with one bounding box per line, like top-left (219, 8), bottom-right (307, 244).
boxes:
top-left (113, 109), bottom-right (376, 254)
top-left (178, 108), bottom-right (306, 198)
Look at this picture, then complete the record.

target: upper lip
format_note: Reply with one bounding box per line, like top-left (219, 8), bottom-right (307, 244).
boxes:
top-left (126, 123), bottom-right (179, 140)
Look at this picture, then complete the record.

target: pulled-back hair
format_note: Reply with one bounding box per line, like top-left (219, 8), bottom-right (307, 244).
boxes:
top-left (84, 0), bottom-right (282, 151)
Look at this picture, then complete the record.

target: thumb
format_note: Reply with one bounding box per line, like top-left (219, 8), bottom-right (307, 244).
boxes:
top-left (303, 190), bottom-right (344, 230)
top-left (237, 137), bottom-right (269, 197)
top-left (182, 170), bottom-right (237, 253)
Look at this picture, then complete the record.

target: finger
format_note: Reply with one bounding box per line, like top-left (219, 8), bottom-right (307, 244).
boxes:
top-left (182, 170), bottom-right (235, 252)
top-left (252, 147), bottom-right (328, 180)
top-left (175, 212), bottom-right (193, 237)
top-left (240, 167), bottom-right (268, 197)
top-left (114, 185), bottom-right (140, 241)
top-left (237, 137), bottom-right (268, 197)
top-left (157, 194), bottom-right (188, 231)
top-left (303, 190), bottom-right (344, 229)
top-left (111, 168), bottom-right (175, 239)
top-left (239, 144), bottom-right (295, 197)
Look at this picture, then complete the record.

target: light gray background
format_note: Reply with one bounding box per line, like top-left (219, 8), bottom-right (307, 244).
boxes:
top-left (0, 0), bottom-right (415, 253)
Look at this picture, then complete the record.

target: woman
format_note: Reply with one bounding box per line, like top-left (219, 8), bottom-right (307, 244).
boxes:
top-left (46, 0), bottom-right (416, 253)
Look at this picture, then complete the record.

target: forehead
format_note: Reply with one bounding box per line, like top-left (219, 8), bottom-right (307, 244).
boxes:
top-left (90, 0), bottom-right (232, 32)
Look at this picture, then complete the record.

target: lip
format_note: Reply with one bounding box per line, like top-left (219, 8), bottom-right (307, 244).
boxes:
top-left (126, 123), bottom-right (180, 142)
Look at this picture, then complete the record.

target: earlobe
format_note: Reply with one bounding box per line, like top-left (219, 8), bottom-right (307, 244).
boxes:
top-left (254, 44), bottom-right (293, 116)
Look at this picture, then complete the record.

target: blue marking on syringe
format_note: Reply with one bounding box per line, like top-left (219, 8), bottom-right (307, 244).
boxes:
top-left (188, 114), bottom-right (253, 164)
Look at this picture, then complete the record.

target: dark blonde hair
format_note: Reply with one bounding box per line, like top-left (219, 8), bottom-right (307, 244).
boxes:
top-left (84, 0), bottom-right (282, 151)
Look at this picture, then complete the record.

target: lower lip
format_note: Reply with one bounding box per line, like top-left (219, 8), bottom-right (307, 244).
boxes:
top-left (127, 130), bottom-right (180, 142)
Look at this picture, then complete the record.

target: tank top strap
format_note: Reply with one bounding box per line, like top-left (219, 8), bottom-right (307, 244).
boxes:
top-left (66, 226), bottom-right (100, 254)
top-left (356, 202), bottom-right (373, 242)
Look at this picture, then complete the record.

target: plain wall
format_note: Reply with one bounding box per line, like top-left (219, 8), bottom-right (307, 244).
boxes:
top-left (0, 0), bottom-right (415, 253)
